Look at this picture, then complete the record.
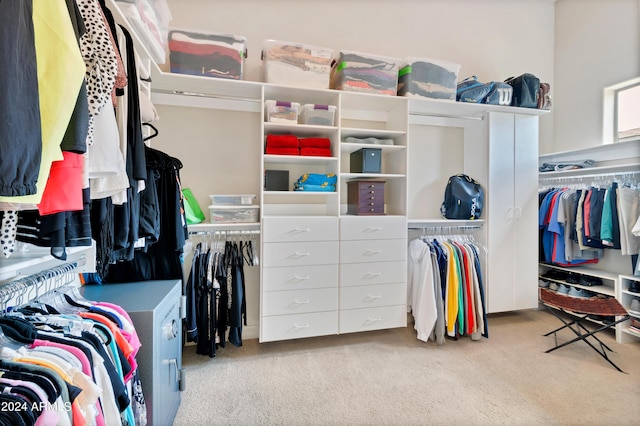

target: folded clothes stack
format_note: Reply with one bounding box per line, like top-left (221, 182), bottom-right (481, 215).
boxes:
top-left (294, 173), bottom-right (337, 192)
top-left (330, 51), bottom-right (400, 96)
top-left (299, 138), bottom-right (331, 157)
top-left (169, 30), bottom-right (246, 80)
top-left (265, 134), bottom-right (299, 155)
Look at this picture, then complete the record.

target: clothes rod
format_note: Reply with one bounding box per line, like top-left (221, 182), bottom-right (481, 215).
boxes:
top-left (0, 257), bottom-right (85, 308)
top-left (188, 229), bottom-right (260, 235)
top-left (409, 225), bottom-right (483, 231)
top-left (157, 89), bottom-right (262, 104)
top-left (539, 170), bottom-right (640, 181)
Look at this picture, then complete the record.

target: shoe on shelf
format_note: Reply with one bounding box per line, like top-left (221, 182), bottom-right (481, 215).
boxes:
top-left (548, 282), bottom-right (560, 291)
top-left (630, 299), bottom-right (640, 313)
top-left (579, 275), bottom-right (603, 286)
top-left (542, 269), bottom-right (569, 281)
top-left (629, 281), bottom-right (640, 294)
top-left (629, 319), bottom-right (640, 333)
top-left (566, 272), bottom-right (581, 284)
top-left (567, 286), bottom-right (593, 298)
top-left (538, 279), bottom-right (550, 288)
top-left (557, 284), bottom-right (571, 295)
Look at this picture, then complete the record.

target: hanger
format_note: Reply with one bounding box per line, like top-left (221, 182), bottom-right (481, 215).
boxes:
top-left (143, 123), bottom-right (159, 141)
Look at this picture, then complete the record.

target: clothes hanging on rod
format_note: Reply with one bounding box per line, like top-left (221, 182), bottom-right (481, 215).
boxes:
top-left (538, 179), bottom-right (640, 271)
top-left (0, 261), bottom-right (148, 426)
top-left (185, 232), bottom-right (256, 357)
top-left (0, 0), bottom-right (165, 283)
top-left (407, 231), bottom-right (488, 345)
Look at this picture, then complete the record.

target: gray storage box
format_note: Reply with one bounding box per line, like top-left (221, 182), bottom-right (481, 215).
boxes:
top-left (350, 148), bottom-right (381, 173)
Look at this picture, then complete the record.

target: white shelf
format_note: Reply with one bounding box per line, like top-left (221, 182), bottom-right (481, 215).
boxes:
top-left (621, 326), bottom-right (640, 338)
top-left (264, 122), bottom-right (338, 135)
top-left (340, 127), bottom-right (407, 139)
top-left (538, 162), bottom-right (640, 179)
top-left (408, 97), bottom-right (549, 119)
top-left (187, 222), bottom-right (260, 233)
top-left (263, 154), bottom-right (338, 165)
top-left (263, 191), bottom-right (337, 196)
top-left (407, 219), bottom-right (485, 228)
top-left (340, 143), bottom-right (406, 154)
top-left (538, 263), bottom-right (620, 281)
top-left (341, 173), bottom-right (405, 180)
top-left (0, 244), bottom-right (96, 283)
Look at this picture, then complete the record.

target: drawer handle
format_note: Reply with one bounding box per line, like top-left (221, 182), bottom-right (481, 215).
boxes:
top-left (368, 317), bottom-right (382, 322)
top-left (289, 227), bottom-right (311, 233)
top-left (364, 227), bottom-right (382, 232)
top-left (364, 249), bottom-right (382, 256)
top-left (366, 294), bottom-right (382, 300)
top-left (290, 252), bottom-right (311, 258)
top-left (293, 299), bottom-right (310, 304)
top-left (365, 272), bottom-right (382, 278)
top-left (294, 323), bottom-right (309, 329)
top-left (292, 275), bottom-right (311, 281)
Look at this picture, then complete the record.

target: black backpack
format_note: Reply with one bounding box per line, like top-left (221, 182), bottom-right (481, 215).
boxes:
top-left (441, 174), bottom-right (484, 220)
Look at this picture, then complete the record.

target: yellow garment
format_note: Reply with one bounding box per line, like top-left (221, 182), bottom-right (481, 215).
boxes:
top-left (0, 0), bottom-right (85, 205)
top-left (443, 242), bottom-right (460, 336)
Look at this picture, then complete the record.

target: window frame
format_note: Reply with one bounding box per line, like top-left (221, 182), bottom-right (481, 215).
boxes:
top-left (603, 76), bottom-right (640, 144)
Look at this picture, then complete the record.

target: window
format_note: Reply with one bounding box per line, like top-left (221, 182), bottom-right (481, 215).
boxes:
top-left (603, 77), bottom-right (640, 144)
top-left (617, 83), bottom-right (640, 142)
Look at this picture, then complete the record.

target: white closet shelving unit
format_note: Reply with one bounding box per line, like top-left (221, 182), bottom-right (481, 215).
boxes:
top-left (538, 139), bottom-right (640, 344)
top-left (103, 0), bottom-right (549, 341)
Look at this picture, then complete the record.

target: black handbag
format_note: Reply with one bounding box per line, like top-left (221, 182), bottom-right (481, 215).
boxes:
top-left (441, 174), bottom-right (484, 220)
top-left (504, 73), bottom-right (540, 108)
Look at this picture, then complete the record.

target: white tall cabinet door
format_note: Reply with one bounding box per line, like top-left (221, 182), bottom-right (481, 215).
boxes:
top-left (513, 114), bottom-right (539, 309)
top-left (487, 112), bottom-right (539, 313)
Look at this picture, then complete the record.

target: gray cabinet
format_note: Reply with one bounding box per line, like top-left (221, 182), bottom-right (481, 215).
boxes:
top-left (81, 279), bottom-right (184, 426)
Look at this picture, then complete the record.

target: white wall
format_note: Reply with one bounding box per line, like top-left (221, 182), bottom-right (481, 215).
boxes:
top-left (163, 0), bottom-right (555, 146)
top-left (553, 0), bottom-right (640, 153)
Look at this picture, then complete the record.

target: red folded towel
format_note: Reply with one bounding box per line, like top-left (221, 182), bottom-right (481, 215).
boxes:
top-left (300, 147), bottom-right (332, 157)
top-left (265, 134), bottom-right (299, 148)
top-left (265, 147), bottom-right (299, 155)
top-left (298, 137), bottom-right (331, 149)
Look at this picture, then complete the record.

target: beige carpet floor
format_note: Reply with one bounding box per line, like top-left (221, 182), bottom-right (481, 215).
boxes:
top-left (174, 308), bottom-right (640, 426)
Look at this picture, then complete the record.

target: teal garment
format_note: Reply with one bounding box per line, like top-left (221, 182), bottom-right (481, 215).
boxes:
top-left (95, 324), bottom-right (137, 426)
top-left (600, 188), bottom-right (614, 246)
top-left (293, 173), bottom-right (337, 192)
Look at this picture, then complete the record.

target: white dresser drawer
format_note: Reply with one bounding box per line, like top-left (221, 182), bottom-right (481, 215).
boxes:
top-left (263, 241), bottom-right (338, 267)
top-left (262, 288), bottom-right (337, 316)
top-left (340, 261), bottom-right (406, 287)
top-left (263, 265), bottom-right (338, 292)
top-left (339, 305), bottom-right (407, 334)
top-left (261, 311), bottom-right (338, 342)
top-left (263, 217), bottom-right (338, 242)
top-left (339, 283), bottom-right (406, 310)
top-left (339, 239), bottom-right (406, 264)
top-left (340, 216), bottom-right (406, 240)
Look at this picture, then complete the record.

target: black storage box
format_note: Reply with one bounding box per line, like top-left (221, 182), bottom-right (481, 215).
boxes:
top-left (265, 170), bottom-right (289, 191)
top-left (350, 148), bottom-right (381, 173)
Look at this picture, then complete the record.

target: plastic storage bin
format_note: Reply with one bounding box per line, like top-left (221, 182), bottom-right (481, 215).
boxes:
top-left (168, 29), bottom-right (247, 80)
top-left (116, 0), bottom-right (171, 64)
top-left (262, 39), bottom-right (334, 89)
top-left (265, 100), bottom-right (300, 123)
top-left (298, 104), bottom-right (336, 126)
top-left (330, 50), bottom-right (400, 96)
top-left (397, 57), bottom-right (461, 100)
top-left (209, 205), bottom-right (260, 223)
top-left (209, 194), bottom-right (256, 205)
